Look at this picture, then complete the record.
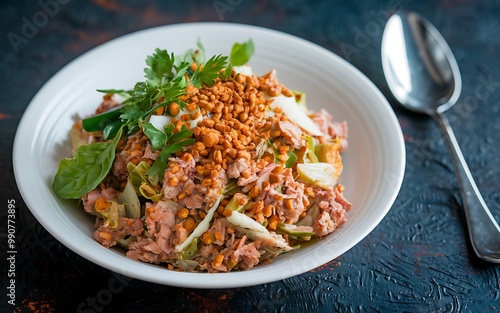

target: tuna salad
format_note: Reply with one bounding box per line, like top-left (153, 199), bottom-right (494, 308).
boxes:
top-left (53, 39), bottom-right (351, 272)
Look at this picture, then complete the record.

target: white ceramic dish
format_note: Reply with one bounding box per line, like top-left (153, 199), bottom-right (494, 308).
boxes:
top-left (13, 23), bottom-right (405, 288)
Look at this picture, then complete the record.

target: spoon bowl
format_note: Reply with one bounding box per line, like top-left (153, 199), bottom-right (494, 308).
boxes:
top-left (382, 11), bottom-right (461, 114)
top-left (382, 11), bottom-right (500, 263)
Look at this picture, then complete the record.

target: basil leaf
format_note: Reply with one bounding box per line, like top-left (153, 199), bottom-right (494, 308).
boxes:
top-left (230, 39), bottom-right (254, 66)
top-left (142, 122), bottom-right (166, 151)
top-left (53, 127), bottom-right (123, 199)
top-left (81, 105), bottom-right (124, 132)
top-left (103, 120), bottom-right (123, 140)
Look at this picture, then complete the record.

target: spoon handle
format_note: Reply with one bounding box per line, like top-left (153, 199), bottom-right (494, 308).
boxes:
top-left (432, 111), bottom-right (500, 262)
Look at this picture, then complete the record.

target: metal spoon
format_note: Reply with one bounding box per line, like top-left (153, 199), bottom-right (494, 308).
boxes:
top-left (382, 11), bottom-right (500, 262)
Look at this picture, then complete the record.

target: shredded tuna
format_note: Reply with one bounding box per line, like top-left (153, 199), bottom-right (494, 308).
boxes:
top-left (207, 219), bottom-right (226, 246)
top-left (231, 236), bottom-right (261, 270)
top-left (279, 180), bottom-right (309, 224)
top-left (73, 60), bottom-right (351, 273)
top-left (313, 211), bottom-right (336, 237)
top-left (311, 188), bottom-right (352, 237)
top-left (311, 109), bottom-right (348, 151)
top-left (144, 200), bottom-right (179, 255)
top-left (195, 167), bottom-right (228, 205)
top-left (93, 217), bottom-right (143, 248)
top-left (227, 158), bottom-right (252, 179)
top-left (112, 153), bottom-right (129, 182)
top-left (230, 158), bottom-right (262, 187)
top-left (180, 191), bottom-right (205, 209)
top-left (162, 155), bottom-right (197, 204)
top-left (82, 187), bottom-right (119, 215)
top-left (126, 200), bottom-right (185, 265)
top-left (278, 120), bottom-right (307, 149)
top-left (255, 167), bottom-right (309, 224)
top-left (126, 238), bottom-right (164, 264)
top-left (94, 94), bottom-right (120, 114)
top-left (143, 142), bottom-right (159, 160)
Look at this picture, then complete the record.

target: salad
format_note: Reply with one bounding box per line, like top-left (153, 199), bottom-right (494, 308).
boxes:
top-left (52, 39), bottom-right (351, 272)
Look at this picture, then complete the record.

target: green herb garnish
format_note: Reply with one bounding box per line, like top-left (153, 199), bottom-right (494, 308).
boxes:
top-left (190, 54), bottom-right (229, 88)
top-left (53, 40), bottom-right (255, 200)
top-left (230, 39), bottom-right (255, 66)
top-left (53, 127), bottom-right (123, 199)
top-left (142, 122), bottom-right (167, 151)
top-left (147, 125), bottom-right (196, 183)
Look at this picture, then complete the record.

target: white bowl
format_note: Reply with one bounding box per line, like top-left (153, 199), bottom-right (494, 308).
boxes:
top-left (13, 23), bottom-right (405, 288)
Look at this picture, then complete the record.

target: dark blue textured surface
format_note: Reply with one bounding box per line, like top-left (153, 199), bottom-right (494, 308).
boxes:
top-left (1, 0), bottom-right (500, 312)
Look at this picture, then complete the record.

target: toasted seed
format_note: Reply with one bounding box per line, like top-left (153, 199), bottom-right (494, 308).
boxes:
top-left (203, 130), bottom-right (219, 148)
top-left (168, 102), bottom-right (180, 116)
top-left (177, 208), bottom-right (189, 219)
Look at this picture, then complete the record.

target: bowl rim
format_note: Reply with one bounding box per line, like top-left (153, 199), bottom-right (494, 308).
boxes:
top-left (13, 22), bottom-right (405, 288)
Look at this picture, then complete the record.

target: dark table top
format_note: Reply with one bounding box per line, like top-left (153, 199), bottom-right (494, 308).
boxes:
top-left (2, 0), bottom-right (500, 312)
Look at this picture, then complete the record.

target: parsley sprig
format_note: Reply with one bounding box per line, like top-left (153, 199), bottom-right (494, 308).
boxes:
top-left (97, 44), bottom-right (231, 135)
top-left (53, 39), bottom-right (254, 199)
top-left (97, 38), bottom-right (254, 136)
